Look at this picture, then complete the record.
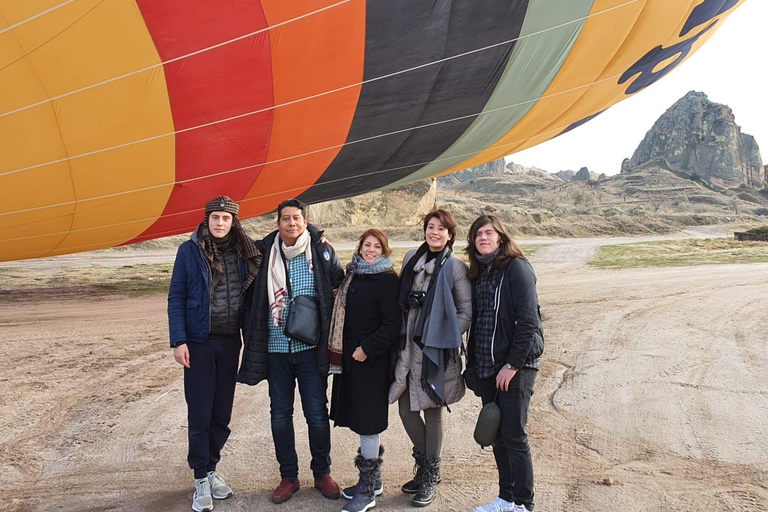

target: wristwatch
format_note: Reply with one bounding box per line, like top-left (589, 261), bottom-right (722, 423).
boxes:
top-left (506, 363), bottom-right (518, 371)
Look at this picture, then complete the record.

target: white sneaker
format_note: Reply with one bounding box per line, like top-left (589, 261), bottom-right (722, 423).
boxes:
top-left (473, 496), bottom-right (516, 512)
top-left (207, 471), bottom-right (233, 500)
top-left (513, 504), bottom-right (532, 512)
top-left (192, 478), bottom-right (213, 512)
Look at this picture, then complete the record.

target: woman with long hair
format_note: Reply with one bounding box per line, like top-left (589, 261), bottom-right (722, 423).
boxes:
top-left (464, 215), bottom-right (543, 512)
top-left (329, 229), bottom-right (402, 512)
top-left (389, 209), bottom-right (472, 507)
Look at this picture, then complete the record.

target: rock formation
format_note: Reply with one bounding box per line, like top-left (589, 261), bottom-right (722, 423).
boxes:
top-left (307, 179), bottom-right (437, 228)
top-left (630, 91), bottom-right (764, 190)
top-left (554, 170), bottom-right (576, 182)
top-left (573, 167), bottom-right (599, 182)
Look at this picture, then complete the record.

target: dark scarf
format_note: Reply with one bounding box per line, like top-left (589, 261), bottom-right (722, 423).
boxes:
top-left (476, 249), bottom-right (499, 267)
top-left (398, 243), bottom-right (448, 313)
top-left (196, 218), bottom-right (261, 290)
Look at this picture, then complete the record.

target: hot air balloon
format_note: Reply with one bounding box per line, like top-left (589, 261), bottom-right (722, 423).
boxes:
top-left (0, 0), bottom-right (746, 262)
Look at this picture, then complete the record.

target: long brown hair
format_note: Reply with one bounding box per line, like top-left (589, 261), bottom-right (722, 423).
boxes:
top-left (422, 209), bottom-right (458, 247)
top-left (465, 215), bottom-right (527, 280)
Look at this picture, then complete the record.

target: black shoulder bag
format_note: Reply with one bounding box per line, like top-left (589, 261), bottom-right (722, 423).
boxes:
top-left (281, 247), bottom-right (321, 346)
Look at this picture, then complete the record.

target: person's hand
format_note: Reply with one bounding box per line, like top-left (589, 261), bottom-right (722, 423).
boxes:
top-left (495, 365), bottom-right (517, 391)
top-left (352, 346), bottom-right (367, 362)
top-left (173, 344), bottom-right (190, 368)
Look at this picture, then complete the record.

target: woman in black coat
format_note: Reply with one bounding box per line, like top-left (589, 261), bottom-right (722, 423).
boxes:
top-left (329, 228), bottom-right (401, 512)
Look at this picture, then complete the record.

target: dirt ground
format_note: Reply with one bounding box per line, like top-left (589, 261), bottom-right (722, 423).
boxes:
top-left (1, 233), bottom-right (767, 512)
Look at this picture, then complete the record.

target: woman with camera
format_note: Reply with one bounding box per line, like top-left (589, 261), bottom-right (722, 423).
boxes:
top-left (389, 209), bottom-right (471, 507)
top-left (328, 229), bottom-right (401, 512)
top-left (464, 215), bottom-right (543, 512)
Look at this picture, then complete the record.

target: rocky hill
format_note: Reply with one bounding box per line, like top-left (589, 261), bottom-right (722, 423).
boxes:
top-left (629, 91), bottom-right (764, 190)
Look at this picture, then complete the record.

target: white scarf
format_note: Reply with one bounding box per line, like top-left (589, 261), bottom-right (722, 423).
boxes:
top-left (268, 229), bottom-right (314, 327)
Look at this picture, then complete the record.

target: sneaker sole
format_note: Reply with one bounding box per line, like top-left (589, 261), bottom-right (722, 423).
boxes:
top-left (211, 490), bottom-right (233, 500)
top-left (342, 488), bottom-right (383, 500)
top-left (191, 502), bottom-right (213, 512)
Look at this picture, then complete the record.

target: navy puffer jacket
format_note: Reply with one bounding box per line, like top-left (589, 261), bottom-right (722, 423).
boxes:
top-left (167, 232), bottom-right (248, 347)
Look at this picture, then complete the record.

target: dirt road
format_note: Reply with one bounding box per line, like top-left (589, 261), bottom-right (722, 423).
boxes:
top-left (2, 236), bottom-right (766, 512)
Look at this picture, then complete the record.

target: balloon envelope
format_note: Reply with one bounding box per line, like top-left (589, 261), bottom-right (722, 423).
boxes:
top-left (0, 0), bottom-right (745, 261)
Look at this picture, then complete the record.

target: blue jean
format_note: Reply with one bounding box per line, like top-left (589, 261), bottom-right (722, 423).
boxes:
top-left (477, 368), bottom-right (537, 510)
top-left (184, 334), bottom-right (241, 479)
top-left (267, 349), bottom-right (332, 480)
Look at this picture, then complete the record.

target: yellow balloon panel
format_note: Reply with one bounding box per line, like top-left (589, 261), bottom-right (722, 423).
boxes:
top-left (0, 0), bottom-right (175, 259)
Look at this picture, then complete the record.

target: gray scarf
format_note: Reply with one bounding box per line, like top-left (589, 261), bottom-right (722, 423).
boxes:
top-left (476, 249), bottom-right (499, 267)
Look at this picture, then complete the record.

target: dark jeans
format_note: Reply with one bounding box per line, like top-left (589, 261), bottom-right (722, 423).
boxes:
top-left (477, 368), bottom-right (537, 510)
top-left (184, 334), bottom-right (241, 479)
top-left (267, 349), bottom-right (331, 480)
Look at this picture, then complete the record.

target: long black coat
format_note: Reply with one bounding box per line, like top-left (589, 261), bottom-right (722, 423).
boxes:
top-left (330, 271), bottom-right (401, 435)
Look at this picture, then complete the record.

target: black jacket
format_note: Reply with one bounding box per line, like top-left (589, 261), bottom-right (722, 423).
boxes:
top-left (237, 225), bottom-right (345, 385)
top-left (466, 257), bottom-right (543, 374)
top-left (330, 271), bottom-right (401, 435)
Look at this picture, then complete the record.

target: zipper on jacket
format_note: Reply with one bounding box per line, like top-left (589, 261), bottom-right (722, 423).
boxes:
top-left (223, 254), bottom-right (231, 331)
top-left (490, 273), bottom-right (504, 365)
top-left (198, 247), bottom-right (213, 335)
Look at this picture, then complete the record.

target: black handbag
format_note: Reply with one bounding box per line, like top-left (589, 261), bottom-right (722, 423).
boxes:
top-left (284, 294), bottom-right (321, 346)
top-left (281, 246), bottom-right (321, 346)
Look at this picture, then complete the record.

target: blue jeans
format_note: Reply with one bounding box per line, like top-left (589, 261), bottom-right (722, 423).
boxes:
top-left (267, 349), bottom-right (331, 480)
top-left (184, 334), bottom-right (241, 479)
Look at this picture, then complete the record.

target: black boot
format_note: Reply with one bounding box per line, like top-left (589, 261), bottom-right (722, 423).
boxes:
top-left (342, 446), bottom-right (384, 499)
top-left (402, 448), bottom-right (441, 494)
top-left (342, 452), bottom-right (382, 512)
top-left (401, 447), bottom-right (427, 494)
top-left (411, 456), bottom-right (440, 507)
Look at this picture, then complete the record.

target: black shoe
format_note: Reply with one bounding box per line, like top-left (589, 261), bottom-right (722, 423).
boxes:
top-left (411, 456), bottom-right (440, 507)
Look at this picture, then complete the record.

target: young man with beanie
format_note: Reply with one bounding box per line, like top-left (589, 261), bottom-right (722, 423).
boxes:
top-left (237, 198), bottom-right (345, 504)
top-left (168, 195), bottom-right (261, 512)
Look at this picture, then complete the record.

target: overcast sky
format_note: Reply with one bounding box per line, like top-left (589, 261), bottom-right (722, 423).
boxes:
top-left (508, 0), bottom-right (767, 176)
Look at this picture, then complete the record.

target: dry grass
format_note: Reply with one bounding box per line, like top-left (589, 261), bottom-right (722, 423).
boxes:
top-left (590, 238), bottom-right (768, 268)
top-left (0, 263), bottom-right (173, 297)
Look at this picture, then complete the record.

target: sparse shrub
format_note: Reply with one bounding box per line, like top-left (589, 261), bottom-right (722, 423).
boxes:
top-left (629, 206), bottom-right (648, 217)
top-left (551, 204), bottom-right (571, 217)
top-left (602, 207), bottom-right (623, 217)
top-left (746, 226), bottom-right (768, 234)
